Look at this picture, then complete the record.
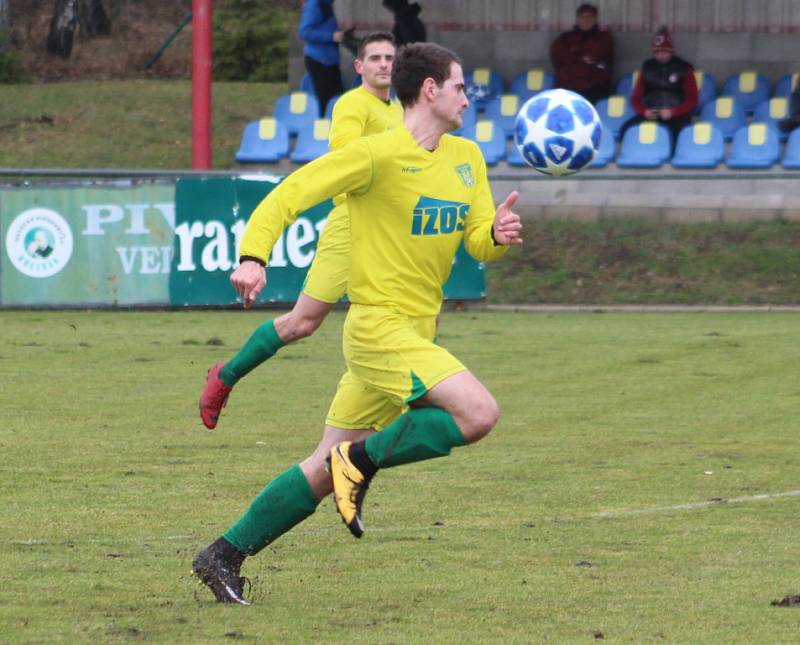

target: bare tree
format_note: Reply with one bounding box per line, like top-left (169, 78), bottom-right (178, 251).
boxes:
top-left (46, 0), bottom-right (110, 58)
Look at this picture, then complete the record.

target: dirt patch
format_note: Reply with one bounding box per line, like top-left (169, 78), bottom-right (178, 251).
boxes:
top-left (772, 595), bottom-right (800, 607)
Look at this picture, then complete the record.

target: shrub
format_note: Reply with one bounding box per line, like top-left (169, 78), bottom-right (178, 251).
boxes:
top-left (213, 0), bottom-right (291, 82)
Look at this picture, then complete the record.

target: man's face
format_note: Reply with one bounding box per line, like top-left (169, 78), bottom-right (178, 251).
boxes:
top-left (576, 11), bottom-right (597, 31)
top-left (654, 50), bottom-right (672, 64)
top-left (431, 62), bottom-right (469, 131)
top-left (355, 40), bottom-right (395, 92)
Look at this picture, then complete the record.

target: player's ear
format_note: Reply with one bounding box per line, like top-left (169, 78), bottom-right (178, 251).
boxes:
top-left (421, 77), bottom-right (437, 101)
top-left (354, 58), bottom-right (364, 75)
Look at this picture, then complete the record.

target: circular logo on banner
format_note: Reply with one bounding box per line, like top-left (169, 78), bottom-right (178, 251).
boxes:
top-left (5, 208), bottom-right (74, 278)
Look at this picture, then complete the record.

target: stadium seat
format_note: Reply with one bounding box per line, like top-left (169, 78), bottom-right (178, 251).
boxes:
top-left (615, 71), bottom-right (639, 97)
top-left (774, 72), bottom-right (799, 98)
top-left (462, 120), bottom-right (506, 165)
top-left (699, 97), bottom-right (747, 141)
top-left (671, 122), bottom-right (724, 168)
top-left (506, 139), bottom-right (528, 167)
top-left (726, 123), bottom-right (780, 169)
top-left (465, 67), bottom-right (504, 110)
top-left (722, 71), bottom-right (770, 114)
top-left (290, 118), bottom-right (331, 163)
top-left (781, 127), bottom-right (800, 169)
top-left (483, 94), bottom-right (522, 138)
top-left (616, 121), bottom-right (671, 168)
top-left (595, 95), bottom-right (635, 140)
top-left (234, 118), bottom-right (290, 163)
top-left (273, 91), bottom-right (320, 137)
top-left (590, 127), bottom-right (616, 168)
top-left (324, 95), bottom-right (340, 119)
top-left (694, 70), bottom-right (717, 110)
top-left (752, 97), bottom-right (790, 141)
top-left (510, 69), bottom-right (554, 101)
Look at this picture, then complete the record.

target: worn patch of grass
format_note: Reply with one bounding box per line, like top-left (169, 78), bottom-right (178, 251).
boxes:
top-left (0, 80), bottom-right (286, 169)
top-left (1, 310), bottom-right (799, 642)
top-left (489, 217), bottom-right (800, 305)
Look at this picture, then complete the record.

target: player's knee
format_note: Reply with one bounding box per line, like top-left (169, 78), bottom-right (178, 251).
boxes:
top-left (462, 395), bottom-right (500, 442)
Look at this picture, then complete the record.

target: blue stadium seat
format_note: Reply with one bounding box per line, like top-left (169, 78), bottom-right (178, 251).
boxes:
top-left (290, 118), bottom-right (331, 163)
top-left (615, 71), bottom-right (639, 97)
top-left (273, 91), bottom-right (319, 137)
top-left (510, 69), bottom-right (554, 101)
top-left (699, 97), bottom-right (747, 141)
top-left (752, 97), bottom-right (791, 141)
top-left (595, 95), bottom-right (635, 140)
top-left (722, 71), bottom-right (770, 114)
top-left (590, 127), bottom-right (616, 168)
top-left (465, 67), bottom-right (504, 111)
top-left (726, 123), bottom-right (780, 169)
top-left (671, 122), bottom-right (724, 168)
top-left (694, 70), bottom-right (717, 110)
top-left (483, 94), bottom-right (522, 138)
top-left (774, 72), bottom-right (799, 98)
top-left (324, 95), bottom-right (340, 119)
top-left (616, 122), bottom-right (671, 168)
top-left (781, 127), bottom-right (800, 169)
top-left (235, 118), bottom-right (290, 163)
top-left (462, 120), bottom-right (506, 165)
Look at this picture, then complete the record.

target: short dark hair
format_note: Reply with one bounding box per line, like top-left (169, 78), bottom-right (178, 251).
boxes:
top-left (357, 31), bottom-right (396, 60)
top-left (576, 3), bottom-right (598, 16)
top-left (391, 42), bottom-right (462, 108)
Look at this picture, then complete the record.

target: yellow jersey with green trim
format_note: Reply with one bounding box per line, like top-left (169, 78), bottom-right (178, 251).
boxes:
top-left (328, 86), bottom-right (403, 205)
top-left (240, 125), bottom-right (508, 317)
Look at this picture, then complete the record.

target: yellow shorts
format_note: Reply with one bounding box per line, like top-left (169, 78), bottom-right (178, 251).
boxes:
top-left (325, 305), bottom-right (465, 430)
top-left (302, 202), bottom-right (349, 304)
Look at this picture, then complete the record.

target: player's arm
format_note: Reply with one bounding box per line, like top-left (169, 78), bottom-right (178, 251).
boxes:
top-left (328, 98), bottom-right (368, 150)
top-left (463, 158), bottom-right (522, 262)
top-left (233, 141), bottom-right (373, 305)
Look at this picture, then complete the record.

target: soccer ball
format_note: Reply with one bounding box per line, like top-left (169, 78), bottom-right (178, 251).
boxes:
top-left (514, 89), bottom-right (603, 176)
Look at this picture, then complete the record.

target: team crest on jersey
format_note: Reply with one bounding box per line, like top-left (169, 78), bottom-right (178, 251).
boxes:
top-left (454, 163), bottom-right (474, 188)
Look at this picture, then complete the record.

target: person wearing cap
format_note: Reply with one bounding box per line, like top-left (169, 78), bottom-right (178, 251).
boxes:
top-left (621, 26), bottom-right (698, 148)
top-left (550, 3), bottom-right (614, 104)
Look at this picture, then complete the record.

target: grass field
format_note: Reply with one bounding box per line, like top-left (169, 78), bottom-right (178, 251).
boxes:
top-left (1, 309), bottom-right (799, 643)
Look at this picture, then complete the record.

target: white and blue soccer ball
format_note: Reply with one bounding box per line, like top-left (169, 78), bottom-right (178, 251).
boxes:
top-left (514, 89), bottom-right (603, 176)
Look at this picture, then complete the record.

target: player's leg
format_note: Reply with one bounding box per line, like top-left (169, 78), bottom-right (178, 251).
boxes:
top-left (329, 307), bottom-right (498, 536)
top-left (199, 206), bottom-right (351, 429)
top-left (193, 423), bottom-right (374, 604)
top-left (193, 370), bottom-right (393, 603)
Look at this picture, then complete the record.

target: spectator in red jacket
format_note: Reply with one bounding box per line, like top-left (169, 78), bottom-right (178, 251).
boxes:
top-left (550, 3), bottom-right (614, 104)
top-left (621, 27), bottom-right (698, 148)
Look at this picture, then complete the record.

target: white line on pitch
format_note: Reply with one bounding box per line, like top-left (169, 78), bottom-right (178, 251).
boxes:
top-left (588, 488), bottom-right (800, 519)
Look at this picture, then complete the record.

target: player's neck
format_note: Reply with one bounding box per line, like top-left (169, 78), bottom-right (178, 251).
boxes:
top-left (404, 109), bottom-right (447, 151)
top-left (362, 84), bottom-right (391, 102)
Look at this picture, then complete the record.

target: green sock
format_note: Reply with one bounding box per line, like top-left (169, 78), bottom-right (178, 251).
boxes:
top-left (223, 464), bottom-right (319, 555)
top-left (364, 407), bottom-right (468, 469)
top-left (220, 319), bottom-right (286, 387)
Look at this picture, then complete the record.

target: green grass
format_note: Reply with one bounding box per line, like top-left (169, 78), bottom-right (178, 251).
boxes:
top-left (0, 80), bottom-right (286, 169)
top-left (1, 309), bottom-right (799, 642)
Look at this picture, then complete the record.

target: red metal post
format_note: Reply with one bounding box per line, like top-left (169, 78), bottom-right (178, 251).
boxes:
top-left (192, 0), bottom-right (212, 169)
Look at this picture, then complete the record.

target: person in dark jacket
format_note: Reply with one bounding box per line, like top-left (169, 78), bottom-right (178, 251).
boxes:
top-left (299, 0), bottom-right (345, 116)
top-left (621, 27), bottom-right (698, 148)
top-left (382, 0), bottom-right (426, 46)
top-left (550, 3), bottom-right (614, 104)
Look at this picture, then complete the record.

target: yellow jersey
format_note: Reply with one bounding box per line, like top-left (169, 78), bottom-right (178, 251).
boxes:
top-left (240, 125), bottom-right (508, 317)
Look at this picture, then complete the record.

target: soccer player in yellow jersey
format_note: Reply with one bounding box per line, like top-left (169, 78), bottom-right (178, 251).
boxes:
top-left (193, 42), bottom-right (522, 604)
top-left (199, 32), bottom-right (402, 429)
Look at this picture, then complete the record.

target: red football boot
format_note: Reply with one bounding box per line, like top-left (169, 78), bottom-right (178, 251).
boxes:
top-left (199, 362), bottom-right (232, 429)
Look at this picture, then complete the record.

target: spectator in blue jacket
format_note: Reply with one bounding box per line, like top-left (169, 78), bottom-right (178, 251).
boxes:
top-left (299, 0), bottom-right (344, 116)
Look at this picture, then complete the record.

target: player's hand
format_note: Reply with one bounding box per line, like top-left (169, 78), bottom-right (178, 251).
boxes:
top-left (660, 108), bottom-right (673, 120)
top-left (493, 191), bottom-right (523, 246)
top-left (230, 260), bottom-right (266, 309)
top-left (645, 109), bottom-right (659, 119)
